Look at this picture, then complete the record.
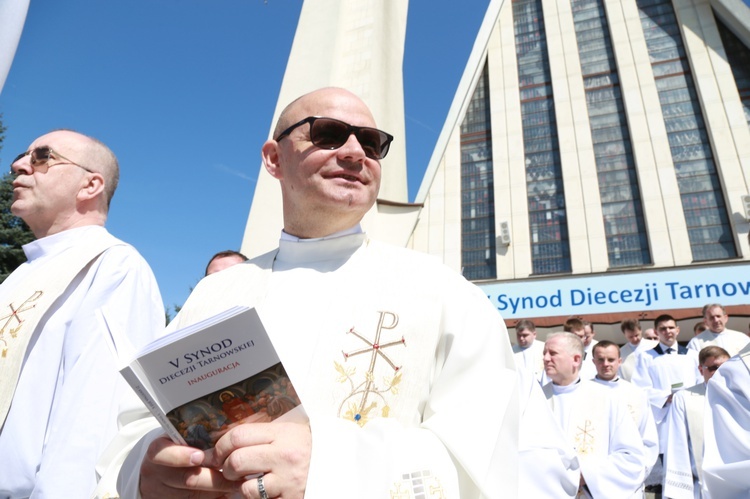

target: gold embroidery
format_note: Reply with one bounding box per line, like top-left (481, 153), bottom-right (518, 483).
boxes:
top-left (575, 420), bottom-right (596, 455)
top-left (390, 470), bottom-right (446, 498)
top-left (337, 311), bottom-right (406, 426)
top-left (0, 291), bottom-right (44, 359)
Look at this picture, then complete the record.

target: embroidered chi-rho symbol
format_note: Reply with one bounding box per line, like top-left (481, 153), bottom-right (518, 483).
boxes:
top-left (336, 311), bottom-right (406, 426)
top-left (0, 291), bottom-right (44, 358)
top-left (575, 419), bottom-right (596, 455)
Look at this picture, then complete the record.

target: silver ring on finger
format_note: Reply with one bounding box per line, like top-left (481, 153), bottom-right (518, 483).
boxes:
top-left (257, 474), bottom-right (269, 499)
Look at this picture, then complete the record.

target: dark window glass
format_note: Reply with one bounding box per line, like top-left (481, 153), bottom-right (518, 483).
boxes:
top-left (636, 0), bottom-right (737, 260)
top-left (460, 63), bottom-right (497, 280)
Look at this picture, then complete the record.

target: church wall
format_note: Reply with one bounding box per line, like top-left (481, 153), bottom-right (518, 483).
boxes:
top-left (412, 0), bottom-right (750, 328)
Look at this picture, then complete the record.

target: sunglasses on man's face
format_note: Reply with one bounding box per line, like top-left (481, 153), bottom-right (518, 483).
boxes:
top-left (274, 116), bottom-right (394, 160)
top-left (11, 146), bottom-right (93, 174)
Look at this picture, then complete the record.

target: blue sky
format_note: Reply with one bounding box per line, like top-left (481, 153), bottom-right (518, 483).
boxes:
top-left (2, 0), bottom-right (749, 313)
top-left (0, 0), bottom-right (490, 312)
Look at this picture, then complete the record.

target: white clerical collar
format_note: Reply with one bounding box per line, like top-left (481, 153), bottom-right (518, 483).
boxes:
top-left (594, 376), bottom-right (619, 385)
top-left (705, 331), bottom-right (721, 338)
top-left (551, 377), bottom-right (581, 395)
top-left (280, 224), bottom-right (363, 243)
top-left (629, 342), bottom-right (639, 349)
top-left (23, 225), bottom-right (106, 262)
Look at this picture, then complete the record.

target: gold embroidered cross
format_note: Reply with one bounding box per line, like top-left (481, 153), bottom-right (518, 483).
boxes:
top-left (341, 311), bottom-right (406, 424)
top-left (575, 420), bottom-right (596, 455)
top-left (0, 291), bottom-right (44, 358)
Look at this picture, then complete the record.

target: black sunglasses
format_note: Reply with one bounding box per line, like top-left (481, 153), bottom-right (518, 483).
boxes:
top-left (11, 146), bottom-right (94, 174)
top-left (274, 116), bottom-right (394, 160)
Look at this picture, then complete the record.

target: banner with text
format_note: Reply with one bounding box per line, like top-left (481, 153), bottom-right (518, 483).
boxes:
top-left (479, 264), bottom-right (750, 319)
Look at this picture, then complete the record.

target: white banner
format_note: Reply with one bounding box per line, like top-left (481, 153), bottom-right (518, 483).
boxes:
top-left (479, 264), bottom-right (750, 319)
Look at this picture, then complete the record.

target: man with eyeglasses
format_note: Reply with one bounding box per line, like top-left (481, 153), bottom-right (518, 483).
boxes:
top-left (662, 345), bottom-right (729, 498)
top-left (102, 88), bottom-right (520, 498)
top-left (0, 130), bottom-right (164, 497)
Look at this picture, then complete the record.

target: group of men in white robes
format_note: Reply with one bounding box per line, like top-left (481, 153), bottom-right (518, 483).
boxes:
top-left (5, 88), bottom-right (750, 498)
top-left (512, 308), bottom-right (750, 498)
top-left (541, 332), bottom-right (648, 498)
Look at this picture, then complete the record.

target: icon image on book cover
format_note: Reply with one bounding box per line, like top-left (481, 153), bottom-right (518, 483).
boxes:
top-left (167, 362), bottom-right (301, 449)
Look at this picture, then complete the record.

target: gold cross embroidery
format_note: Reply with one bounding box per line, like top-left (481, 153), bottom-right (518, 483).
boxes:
top-left (341, 311), bottom-right (406, 424)
top-left (0, 291), bottom-right (44, 358)
top-left (575, 420), bottom-right (596, 455)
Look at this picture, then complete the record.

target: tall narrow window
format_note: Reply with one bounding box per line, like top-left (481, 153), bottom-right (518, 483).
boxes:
top-left (460, 63), bottom-right (497, 280)
top-left (514, 0), bottom-right (572, 274)
top-left (715, 15), bottom-right (750, 131)
top-left (572, 0), bottom-right (651, 267)
top-left (636, 0), bottom-right (737, 260)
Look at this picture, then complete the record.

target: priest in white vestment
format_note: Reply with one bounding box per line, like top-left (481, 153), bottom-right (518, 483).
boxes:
top-left (542, 332), bottom-right (646, 498)
top-left (591, 340), bottom-right (659, 482)
top-left (702, 343), bottom-right (750, 499)
top-left (618, 318), bottom-right (658, 381)
top-left (513, 319), bottom-right (545, 382)
top-left (631, 314), bottom-right (702, 453)
top-left (662, 346), bottom-right (729, 499)
top-left (98, 88), bottom-right (521, 498)
top-left (687, 304), bottom-right (749, 357)
top-left (0, 131), bottom-right (164, 498)
top-left (517, 368), bottom-right (581, 497)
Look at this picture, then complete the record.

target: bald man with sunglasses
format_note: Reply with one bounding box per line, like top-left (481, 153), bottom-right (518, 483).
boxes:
top-left (0, 130), bottom-right (164, 497)
top-left (102, 87), bottom-right (520, 499)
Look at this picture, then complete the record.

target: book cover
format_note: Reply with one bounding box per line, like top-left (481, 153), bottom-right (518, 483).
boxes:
top-left (106, 306), bottom-right (303, 449)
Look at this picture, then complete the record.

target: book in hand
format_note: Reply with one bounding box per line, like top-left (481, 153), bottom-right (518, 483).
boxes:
top-left (105, 305), bottom-right (304, 449)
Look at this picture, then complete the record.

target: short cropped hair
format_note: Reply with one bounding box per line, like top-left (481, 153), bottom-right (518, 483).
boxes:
top-left (592, 340), bottom-right (620, 358)
top-left (698, 345), bottom-right (730, 365)
top-left (204, 250), bottom-right (248, 276)
top-left (654, 314), bottom-right (676, 329)
top-left (563, 318), bottom-right (584, 332)
top-left (702, 303), bottom-right (726, 316)
top-left (546, 332), bottom-right (584, 357)
top-left (621, 318), bottom-right (640, 332)
top-left (515, 319), bottom-right (536, 333)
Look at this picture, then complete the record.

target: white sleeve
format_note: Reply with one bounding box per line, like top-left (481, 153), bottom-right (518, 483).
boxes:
top-left (702, 356), bottom-right (750, 498)
top-left (662, 391), bottom-right (696, 499)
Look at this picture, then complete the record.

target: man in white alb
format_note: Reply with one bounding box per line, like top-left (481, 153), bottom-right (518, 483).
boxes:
top-left (618, 318), bottom-right (658, 381)
top-left (0, 130), bottom-right (164, 497)
top-left (591, 340), bottom-right (659, 482)
top-left (513, 319), bottom-right (545, 381)
top-left (631, 314), bottom-right (702, 485)
top-left (688, 303), bottom-right (749, 357)
top-left (662, 346), bottom-right (729, 498)
top-left (702, 342), bottom-right (750, 498)
top-left (101, 88), bottom-right (521, 498)
top-left (542, 332), bottom-right (646, 498)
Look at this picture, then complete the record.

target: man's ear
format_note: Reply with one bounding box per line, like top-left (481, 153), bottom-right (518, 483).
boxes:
top-left (262, 140), bottom-right (283, 180)
top-left (77, 172), bottom-right (106, 202)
